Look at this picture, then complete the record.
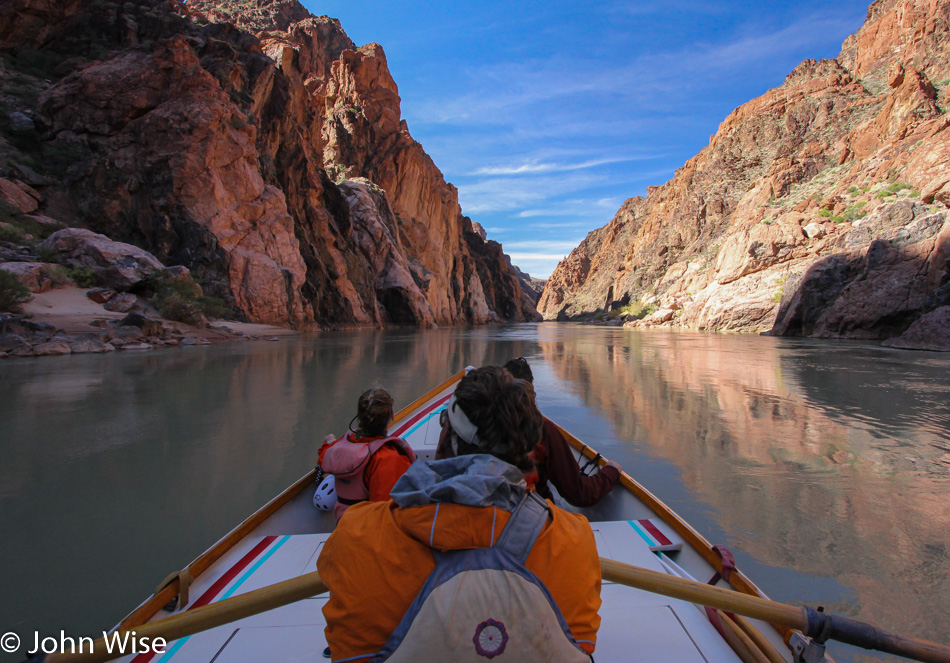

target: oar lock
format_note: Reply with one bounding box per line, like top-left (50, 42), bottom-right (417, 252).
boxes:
top-left (789, 631), bottom-right (828, 663)
top-left (788, 605), bottom-right (838, 663)
top-left (155, 569), bottom-right (194, 612)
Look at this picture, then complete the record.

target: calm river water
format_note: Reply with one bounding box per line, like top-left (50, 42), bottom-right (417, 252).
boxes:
top-left (1, 324), bottom-right (948, 662)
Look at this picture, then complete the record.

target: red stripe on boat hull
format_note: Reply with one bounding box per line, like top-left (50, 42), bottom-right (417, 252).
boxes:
top-left (638, 519), bottom-right (672, 547)
top-left (129, 535), bottom-right (278, 662)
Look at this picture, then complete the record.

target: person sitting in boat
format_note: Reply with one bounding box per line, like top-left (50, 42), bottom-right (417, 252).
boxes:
top-left (317, 366), bottom-right (601, 662)
top-left (504, 357), bottom-right (622, 506)
top-left (319, 387), bottom-right (417, 521)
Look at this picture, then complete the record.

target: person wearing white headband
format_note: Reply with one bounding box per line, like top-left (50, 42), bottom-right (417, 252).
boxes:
top-left (434, 368), bottom-right (542, 471)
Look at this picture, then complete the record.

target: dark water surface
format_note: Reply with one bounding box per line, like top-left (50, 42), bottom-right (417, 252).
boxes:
top-left (1, 324), bottom-right (948, 662)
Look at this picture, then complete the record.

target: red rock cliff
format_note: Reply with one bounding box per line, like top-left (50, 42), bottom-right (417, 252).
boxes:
top-left (538, 0), bottom-right (950, 349)
top-left (0, 0), bottom-right (538, 326)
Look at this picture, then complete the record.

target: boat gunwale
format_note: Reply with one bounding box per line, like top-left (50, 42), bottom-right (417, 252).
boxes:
top-left (558, 423), bottom-right (798, 655)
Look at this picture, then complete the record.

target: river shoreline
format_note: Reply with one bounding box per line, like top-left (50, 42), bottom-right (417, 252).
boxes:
top-left (0, 287), bottom-right (298, 358)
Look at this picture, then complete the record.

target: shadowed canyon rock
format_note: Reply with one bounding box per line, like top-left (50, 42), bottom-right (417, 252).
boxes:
top-left (40, 228), bottom-right (165, 291)
top-left (0, 0), bottom-right (538, 327)
top-left (539, 0), bottom-right (950, 350)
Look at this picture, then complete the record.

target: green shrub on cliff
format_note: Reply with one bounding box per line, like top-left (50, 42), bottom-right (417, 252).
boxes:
top-left (156, 292), bottom-right (204, 325)
top-left (0, 224), bottom-right (25, 243)
top-left (875, 181), bottom-right (913, 199)
top-left (41, 140), bottom-right (92, 178)
top-left (44, 265), bottom-right (71, 287)
top-left (196, 295), bottom-right (229, 319)
top-left (0, 269), bottom-right (32, 313)
top-left (839, 204), bottom-right (869, 224)
top-left (65, 266), bottom-right (97, 287)
top-left (151, 271), bottom-right (231, 324)
top-left (618, 300), bottom-right (656, 320)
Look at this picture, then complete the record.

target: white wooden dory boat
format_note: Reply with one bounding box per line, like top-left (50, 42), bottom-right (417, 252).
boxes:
top-left (65, 367), bottom-right (802, 663)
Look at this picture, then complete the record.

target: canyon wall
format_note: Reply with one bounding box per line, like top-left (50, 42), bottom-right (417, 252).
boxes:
top-left (0, 0), bottom-right (539, 327)
top-left (538, 0), bottom-right (950, 349)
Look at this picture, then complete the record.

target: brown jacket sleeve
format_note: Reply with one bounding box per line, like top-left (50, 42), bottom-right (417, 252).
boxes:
top-left (537, 417), bottom-right (620, 507)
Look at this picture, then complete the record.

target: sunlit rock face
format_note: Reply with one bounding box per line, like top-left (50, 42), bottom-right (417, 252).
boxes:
top-left (1, 0), bottom-right (537, 327)
top-left (539, 0), bottom-right (950, 349)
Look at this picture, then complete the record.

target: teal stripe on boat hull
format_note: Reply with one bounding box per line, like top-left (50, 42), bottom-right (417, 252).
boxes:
top-left (156, 535), bottom-right (292, 662)
top-left (627, 519), bottom-right (656, 547)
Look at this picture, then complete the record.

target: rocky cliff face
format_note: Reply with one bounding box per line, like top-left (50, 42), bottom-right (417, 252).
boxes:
top-left (0, 0), bottom-right (538, 327)
top-left (539, 0), bottom-right (950, 348)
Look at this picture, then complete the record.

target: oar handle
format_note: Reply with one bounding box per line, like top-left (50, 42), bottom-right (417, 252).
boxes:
top-left (600, 558), bottom-right (950, 663)
top-left (600, 558), bottom-right (806, 629)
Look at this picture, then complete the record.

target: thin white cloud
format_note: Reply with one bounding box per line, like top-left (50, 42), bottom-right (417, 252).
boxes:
top-left (457, 165), bottom-right (672, 216)
top-left (507, 252), bottom-right (571, 260)
top-left (502, 240), bottom-right (584, 252)
top-left (471, 156), bottom-right (652, 176)
top-left (504, 253), bottom-right (568, 280)
top-left (519, 197), bottom-right (623, 218)
top-left (457, 172), bottom-right (604, 214)
top-left (526, 221), bottom-right (594, 228)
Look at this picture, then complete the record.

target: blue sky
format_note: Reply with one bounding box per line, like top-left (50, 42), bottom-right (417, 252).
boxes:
top-left (302, 0), bottom-right (872, 278)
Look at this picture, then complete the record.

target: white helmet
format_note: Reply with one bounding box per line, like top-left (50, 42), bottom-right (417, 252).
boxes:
top-left (312, 474), bottom-right (337, 511)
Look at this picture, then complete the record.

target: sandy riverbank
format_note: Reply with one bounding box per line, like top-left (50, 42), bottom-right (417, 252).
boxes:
top-left (1, 287), bottom-right (299, 358)
top-left (22, 287), bottom-right (298, 340)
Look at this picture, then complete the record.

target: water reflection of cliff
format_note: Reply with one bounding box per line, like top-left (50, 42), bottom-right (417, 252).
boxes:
top-left (538, 331), bottom-right (950, 644)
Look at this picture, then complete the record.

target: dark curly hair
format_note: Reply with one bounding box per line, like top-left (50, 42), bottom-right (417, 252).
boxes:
top-left (355, 388), bottom-right (394, 438)
top-left (503, 357), bottom-right (533, 383)
top-left (451, 366), bottom-right (542, 472)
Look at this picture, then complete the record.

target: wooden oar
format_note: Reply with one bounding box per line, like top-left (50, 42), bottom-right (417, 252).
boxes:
top-left (34, 559), bottom-right (950, 663)
top-left (601, 558), bottom-right (950, 663)
top-left (34, 573), bottom-right (329, 663)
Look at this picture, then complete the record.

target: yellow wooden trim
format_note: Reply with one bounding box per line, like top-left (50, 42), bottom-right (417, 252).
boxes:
top-left (732, 614), bottom-right (788, 663)
top-left (117, 469), bottom-right (316, 630)
top-left (392, 368), bottom-right (465, 425)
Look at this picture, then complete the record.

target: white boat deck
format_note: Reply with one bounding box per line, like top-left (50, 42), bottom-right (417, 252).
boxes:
top-left (115, 527), bottom-right (743, 662)
top-left (114, 378), bottom-right (789, 663)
